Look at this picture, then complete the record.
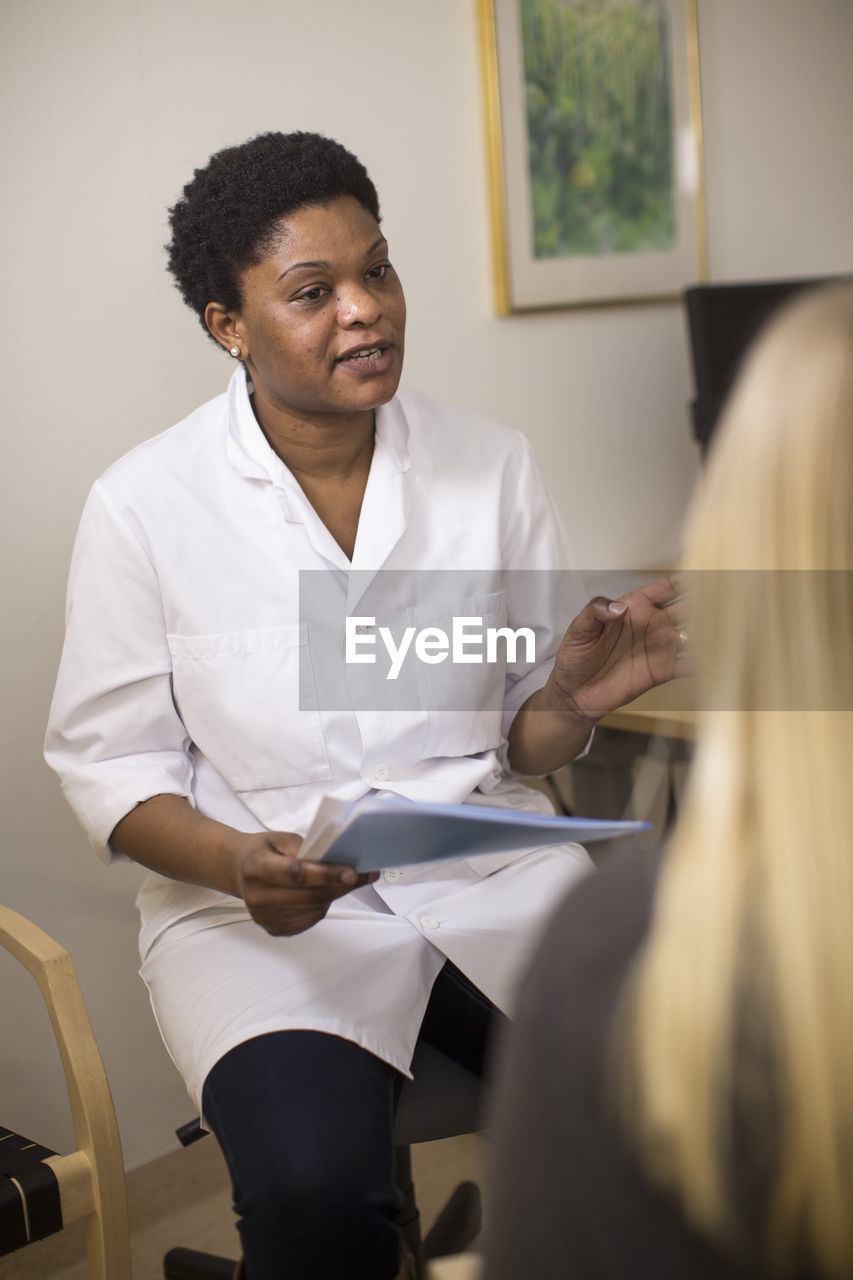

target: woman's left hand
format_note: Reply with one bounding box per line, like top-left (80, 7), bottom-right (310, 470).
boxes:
top-left (546, 574), bottom-right (687, 724)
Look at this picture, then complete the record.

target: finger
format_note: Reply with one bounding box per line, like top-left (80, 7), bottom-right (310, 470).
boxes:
top-left (286, 860), bottom-right (379, 895)
top-left (266, 831), bottom-right (305, 859)
top-left (249, 844), bottom-right (379, 893)
top-left (646, 619), bottom-right (688, 658)
top-left (251, 851), bottom-right (357, 891)
top-left (567, 596), bottom-right (626, 644)
top-left (298, 860), bottom-right (379, 888)
top-left (674, 646), bottom-right (698, 678)
top-left (253, 904), bottom-right (332, 937)
top-left (289, 857), bottom-right (364, 888)
top-left (662, 599), bottom-right (689, 627)
top-left (631, 573), bottom-right (684, 608)
top-left (590, 596), bottom-right (628, 621)
top-left (316, 860), bottom-right (378, 879)
top-left (246, 876), bottom-right (359, 913)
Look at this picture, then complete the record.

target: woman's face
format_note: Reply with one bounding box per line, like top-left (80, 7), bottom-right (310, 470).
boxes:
top-left (223, 196), bottom-right (406, 429)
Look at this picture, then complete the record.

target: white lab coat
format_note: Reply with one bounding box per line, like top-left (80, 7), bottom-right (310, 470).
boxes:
top-left (45, 368), bottom-right (592, 1108)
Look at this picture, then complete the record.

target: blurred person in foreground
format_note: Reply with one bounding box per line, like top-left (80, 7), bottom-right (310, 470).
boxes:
top-left (484, 282), bottom-right (853, 1280)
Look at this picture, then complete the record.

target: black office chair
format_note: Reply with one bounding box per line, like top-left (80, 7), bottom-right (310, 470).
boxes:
top-left (163, 1038), bottom-right (484, 1280)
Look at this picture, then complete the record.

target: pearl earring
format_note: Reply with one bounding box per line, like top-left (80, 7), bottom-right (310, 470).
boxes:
top-left (229, 346), bottom-right (241, 359)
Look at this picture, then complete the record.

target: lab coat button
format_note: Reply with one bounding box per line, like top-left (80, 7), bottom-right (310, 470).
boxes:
top-left (373, 763), bottom-right (390, 781)
top-left (383, 869), bottom-right (400, 882)
top-left (422, 916), bottom-right (440, 930)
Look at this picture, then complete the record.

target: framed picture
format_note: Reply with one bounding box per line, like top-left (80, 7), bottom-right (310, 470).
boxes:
top-left (478, 0), bottom-right (707, 312)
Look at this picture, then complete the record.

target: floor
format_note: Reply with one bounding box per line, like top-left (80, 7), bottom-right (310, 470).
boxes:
top-left (0, 1130), bottom-right (487, 1279)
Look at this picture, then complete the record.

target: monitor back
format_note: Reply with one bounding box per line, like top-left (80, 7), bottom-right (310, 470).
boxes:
top-left (685, 277), bottom-right (837, 455)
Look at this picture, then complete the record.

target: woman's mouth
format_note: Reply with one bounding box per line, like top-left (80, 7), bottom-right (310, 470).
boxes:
top-left (336, 344), bottom-right (394, 374)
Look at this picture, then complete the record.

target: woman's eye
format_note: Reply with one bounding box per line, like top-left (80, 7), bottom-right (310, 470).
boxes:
top-left (294, 285), bottom-right (327, 302)
top-left (367, 262), bottom-right (391, 281)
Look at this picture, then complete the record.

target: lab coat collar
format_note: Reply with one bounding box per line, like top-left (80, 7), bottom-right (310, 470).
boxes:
top-left (224, 365), bottom-right (412, 489)
top-left (225, 364), bottom-right (293, 486)
top-left (344, 394), bottom-right (413, 601)
top-left (224, 365), bottom-right (414, 584)
top-left (373, 396), bottom-right (411, 475)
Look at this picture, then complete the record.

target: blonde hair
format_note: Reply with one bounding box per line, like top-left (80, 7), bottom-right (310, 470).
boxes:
top-left (623, 283), bottom-right (853, 1273)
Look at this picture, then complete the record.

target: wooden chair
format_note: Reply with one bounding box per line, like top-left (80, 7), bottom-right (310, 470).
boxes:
top-left (0, 905), bottom-right (131, 1278)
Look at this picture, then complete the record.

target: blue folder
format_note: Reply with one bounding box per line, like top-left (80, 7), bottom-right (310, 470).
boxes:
top-left (299, 794), bottom-right (649, 872)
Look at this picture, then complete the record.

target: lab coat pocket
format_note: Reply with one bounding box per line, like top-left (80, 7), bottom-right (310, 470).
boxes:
top-left (167, 625), bottom-right (331, 792)
top-left (417, 591), bottom-right (507, 761)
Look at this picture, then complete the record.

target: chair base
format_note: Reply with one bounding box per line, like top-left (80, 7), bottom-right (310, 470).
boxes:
top-left (163, 1246), bottom-right (236, 1278)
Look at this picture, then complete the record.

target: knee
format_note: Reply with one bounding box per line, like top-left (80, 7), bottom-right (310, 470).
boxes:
top-left (241, 1142), bottom-right (379, 1221)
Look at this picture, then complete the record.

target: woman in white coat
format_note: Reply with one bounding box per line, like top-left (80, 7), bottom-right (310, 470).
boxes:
top-left (45, 130), bottom-right (684, 1280)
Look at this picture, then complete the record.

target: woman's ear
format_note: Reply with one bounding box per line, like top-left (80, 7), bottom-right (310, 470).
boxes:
top-left (205, 302), bottom-right (244, 359)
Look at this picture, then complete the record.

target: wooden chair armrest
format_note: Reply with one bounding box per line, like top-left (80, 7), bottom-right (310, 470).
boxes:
top-left (0, 905), bottom-right (130, 1277)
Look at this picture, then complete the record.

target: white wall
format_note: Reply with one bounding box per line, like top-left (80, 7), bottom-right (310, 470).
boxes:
top-left (2, 0), bottom-right (851, 1171)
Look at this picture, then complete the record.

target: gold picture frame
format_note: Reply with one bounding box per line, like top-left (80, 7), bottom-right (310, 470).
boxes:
top-left (479, 0), bottom-right (707, 313)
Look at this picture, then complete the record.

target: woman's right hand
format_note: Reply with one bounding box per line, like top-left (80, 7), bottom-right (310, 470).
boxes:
top-left (111, 795), bottom-right (376, 938)
top-left (234, 831), bottom-right (379, 937)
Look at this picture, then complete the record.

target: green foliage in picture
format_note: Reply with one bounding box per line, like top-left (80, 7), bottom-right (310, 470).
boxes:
top-left (522, 0), bottom-right (676, 258)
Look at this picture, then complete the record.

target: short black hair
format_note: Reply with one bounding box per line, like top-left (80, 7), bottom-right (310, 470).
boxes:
top-left (166, 131), bottom-right (381, 337)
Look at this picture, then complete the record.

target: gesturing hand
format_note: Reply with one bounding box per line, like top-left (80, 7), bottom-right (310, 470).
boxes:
top-left (234, 832), bottom-right (379, 937)
top-left (547, 574), bottom-right (688, 724)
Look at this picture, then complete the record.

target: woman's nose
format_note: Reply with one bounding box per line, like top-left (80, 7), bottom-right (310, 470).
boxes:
top-left (336, 284), bottom-right (381, 326)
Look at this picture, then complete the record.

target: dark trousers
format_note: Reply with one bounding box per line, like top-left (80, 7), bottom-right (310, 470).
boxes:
top-left (202, 961), bottom-right (501, 1280)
